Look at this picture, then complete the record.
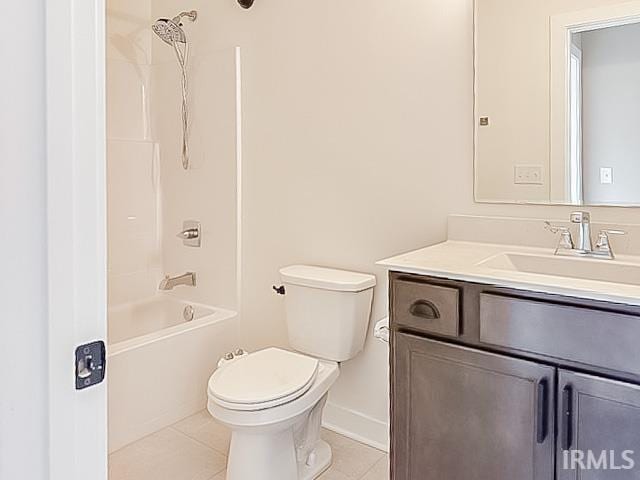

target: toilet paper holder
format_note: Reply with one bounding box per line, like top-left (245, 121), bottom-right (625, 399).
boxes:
top-left (374, 317), bottom-right (390, 343)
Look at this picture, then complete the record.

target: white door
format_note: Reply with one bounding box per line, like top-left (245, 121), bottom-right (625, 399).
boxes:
top-left (46, 1), bottom-right (108, 479)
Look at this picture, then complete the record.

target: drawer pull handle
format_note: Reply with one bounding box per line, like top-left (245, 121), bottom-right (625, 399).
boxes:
top-left (562, 385), bottom-right (574, 450)
top-left (409, 300), bottom-right (440, 320)
top-left (536, 378), bottom-right (548, 444)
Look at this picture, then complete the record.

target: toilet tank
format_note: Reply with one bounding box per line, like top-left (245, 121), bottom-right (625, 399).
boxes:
top-left (279, 265), bottom-right (376, 362)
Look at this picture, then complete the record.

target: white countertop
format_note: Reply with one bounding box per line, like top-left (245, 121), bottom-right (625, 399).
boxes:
top-left (378, 241), bottom-right (640, 307)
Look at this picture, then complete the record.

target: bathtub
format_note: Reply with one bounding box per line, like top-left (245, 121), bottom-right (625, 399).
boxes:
top-left (107, 296), bottom-right (238, 453)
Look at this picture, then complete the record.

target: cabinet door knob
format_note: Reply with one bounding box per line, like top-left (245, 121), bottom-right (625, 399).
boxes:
top-left (409, 300), bottom-right (440, 320)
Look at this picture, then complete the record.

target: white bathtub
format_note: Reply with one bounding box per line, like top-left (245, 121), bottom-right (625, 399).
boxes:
top-left (107, 296), bottom-right (238, 452)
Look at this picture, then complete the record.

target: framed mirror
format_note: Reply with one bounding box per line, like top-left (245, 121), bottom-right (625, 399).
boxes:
top-left (474, 0), bottom-right (640, 206)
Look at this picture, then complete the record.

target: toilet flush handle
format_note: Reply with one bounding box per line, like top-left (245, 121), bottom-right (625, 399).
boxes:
top-left (272, 285), bottom-right (286, 295)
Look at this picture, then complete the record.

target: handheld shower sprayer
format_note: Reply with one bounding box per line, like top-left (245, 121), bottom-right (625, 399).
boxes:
top-left (152, 10), bottom-right (198, 170)
top-left (151, 11), bottom-right (197, 45)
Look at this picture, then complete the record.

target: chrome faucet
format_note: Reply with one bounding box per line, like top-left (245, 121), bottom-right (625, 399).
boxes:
top-left (545, 212), bottom-right (626, 259)
top-left (570, 211), bottom-right (593, 252)
top-left (159, 272), bottom-right (196, 290)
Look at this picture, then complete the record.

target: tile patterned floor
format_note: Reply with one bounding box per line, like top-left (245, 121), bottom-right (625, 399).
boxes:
top-left (109, 410), bottom-right (389, 480)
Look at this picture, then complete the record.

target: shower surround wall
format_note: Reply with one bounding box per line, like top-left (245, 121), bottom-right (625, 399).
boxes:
top-left (106, 0), bottom-right (238, 312)
top-left (107, 0), bottom-right (160, 306)
top-left (151, 46), bottom-right (239, 311)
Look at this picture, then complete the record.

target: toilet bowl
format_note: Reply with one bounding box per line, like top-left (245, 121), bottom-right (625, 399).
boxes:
top-left (208, 348), bottom-right (340, 480)
top-left (206, 265), bottom-right (376, 480)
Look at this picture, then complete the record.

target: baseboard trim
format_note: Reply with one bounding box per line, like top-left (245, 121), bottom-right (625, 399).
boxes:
top-left (322, 402), bottom-right (389, 453)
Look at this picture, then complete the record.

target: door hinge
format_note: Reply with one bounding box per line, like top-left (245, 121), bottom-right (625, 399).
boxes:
top-left (75, 341), bottom-right (106, 390)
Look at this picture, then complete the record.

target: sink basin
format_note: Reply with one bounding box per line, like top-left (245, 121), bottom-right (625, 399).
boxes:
top-left (478, 252), bottom-right (640, 287)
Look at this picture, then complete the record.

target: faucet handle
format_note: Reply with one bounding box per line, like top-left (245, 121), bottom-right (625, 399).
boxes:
top-left (596, 229), bottom-right (626, 245)
top-left (595, 229), bottom-right (626, 259)
top-left (544, 221), bottom-right (570, 235)
top-left (545, 222), bottom-right (575, 251)
top-left (600, 229), bottom-right (626, 236)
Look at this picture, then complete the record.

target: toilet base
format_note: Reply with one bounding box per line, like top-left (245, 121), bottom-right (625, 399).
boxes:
top-left (225, 430), bottom-right (332, 480)
top-left (299, 440), bottom-right (332, 480)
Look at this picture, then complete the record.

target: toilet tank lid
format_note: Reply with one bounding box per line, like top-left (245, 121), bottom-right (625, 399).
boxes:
top-left (280, 265), bottom-right (376, 292)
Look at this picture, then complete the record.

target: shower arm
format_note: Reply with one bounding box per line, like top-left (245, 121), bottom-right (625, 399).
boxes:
top-left (173, 11), bottom-right (197, 25)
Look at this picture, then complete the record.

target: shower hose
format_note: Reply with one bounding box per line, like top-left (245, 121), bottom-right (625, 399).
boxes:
top-left (172, 40), bottom-right (190, 170)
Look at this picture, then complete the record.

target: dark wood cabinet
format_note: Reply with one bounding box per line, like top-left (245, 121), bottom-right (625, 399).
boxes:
top-left (392, 333), bottom-right (555, 480)
top-left (557, 370), bottom-right (640, 480)
top-left (390, 272), bottom-right (640, 480)
top-left (479, 293), bottom-right (640, 376)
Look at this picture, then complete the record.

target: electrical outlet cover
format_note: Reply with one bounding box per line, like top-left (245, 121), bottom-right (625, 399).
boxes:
top-left (514, 165), bottom-right (543, 185)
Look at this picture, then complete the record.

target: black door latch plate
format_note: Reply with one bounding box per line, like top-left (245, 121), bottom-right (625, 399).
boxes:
top-left (75, 341), bottom-right (106, 390)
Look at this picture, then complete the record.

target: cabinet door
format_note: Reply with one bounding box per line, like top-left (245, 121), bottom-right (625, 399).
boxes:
top-left (557, 370), bottom-right (640, 480)
top-left (392, 333), bottom-right (555, 480)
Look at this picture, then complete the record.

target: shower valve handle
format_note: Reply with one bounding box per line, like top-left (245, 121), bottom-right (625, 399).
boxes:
top-left (177, 228), bottom-right (199, 240)
top-left (177, 221), bottom-right (201, 247)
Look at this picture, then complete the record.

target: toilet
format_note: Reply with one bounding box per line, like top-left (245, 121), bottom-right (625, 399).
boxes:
top-left (207, 265), bottom-right (376, 480)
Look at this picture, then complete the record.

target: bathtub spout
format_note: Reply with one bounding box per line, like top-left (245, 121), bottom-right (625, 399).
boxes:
top-left (159, 272), bottom-right (196, 290)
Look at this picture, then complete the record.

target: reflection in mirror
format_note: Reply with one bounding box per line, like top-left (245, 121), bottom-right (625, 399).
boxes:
top-left (475, 0), bottom-right (640, 206)
top-left (568, 36), bottom-right (583, 204)
top-left (568, 24), bottom-right (640, 205)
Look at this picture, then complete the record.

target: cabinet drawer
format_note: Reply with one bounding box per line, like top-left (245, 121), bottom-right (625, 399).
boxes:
top-left (392, 279), bottom-right (460, 337)
top-left (480, 293), bottom-right (640, 376)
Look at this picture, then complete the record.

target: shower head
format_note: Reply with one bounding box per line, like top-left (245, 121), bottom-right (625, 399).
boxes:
top-left (152, 18), bottom-right (186, 44)
top-left (152, 11), bottom-right (197, 45)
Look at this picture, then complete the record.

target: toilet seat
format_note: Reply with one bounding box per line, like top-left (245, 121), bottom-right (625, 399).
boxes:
top-left (208, 348), bottom-right (319, 411)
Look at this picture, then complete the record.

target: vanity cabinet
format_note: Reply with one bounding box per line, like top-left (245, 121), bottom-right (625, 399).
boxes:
top-left (390, 272), bottom-right (640, 480)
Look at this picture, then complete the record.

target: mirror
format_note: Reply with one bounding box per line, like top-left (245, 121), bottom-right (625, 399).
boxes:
top-left (474, 0), bottom-right (640, 206)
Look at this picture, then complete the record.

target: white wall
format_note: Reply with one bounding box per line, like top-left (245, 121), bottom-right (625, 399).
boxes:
top-left (582, 23), bottom-right (640, 205)
top-left (240, 0), bottom-right (472, 443)
top-left (0, 0), bottom-right (49, 478)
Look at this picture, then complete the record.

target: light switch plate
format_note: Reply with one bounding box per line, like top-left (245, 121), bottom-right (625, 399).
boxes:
top-left (514, 166), bottom-right (543, 185)
top-left (600, 167), bottom-right (613, 184)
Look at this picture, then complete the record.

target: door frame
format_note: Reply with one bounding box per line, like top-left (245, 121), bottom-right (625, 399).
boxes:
top-left (46, 1), bottom-right (108, 479)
